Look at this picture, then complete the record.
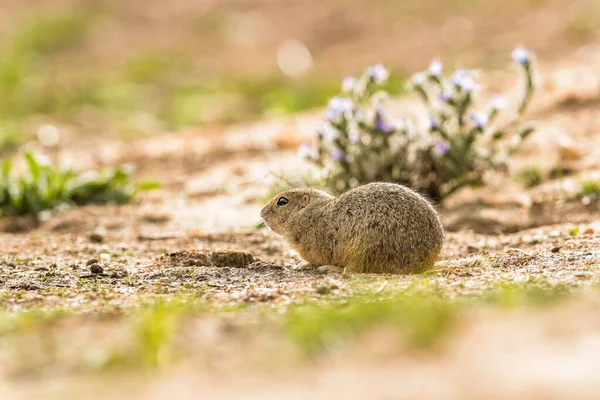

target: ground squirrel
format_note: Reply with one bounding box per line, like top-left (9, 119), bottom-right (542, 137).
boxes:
top-left (261, 182), bottom-right (444, 274)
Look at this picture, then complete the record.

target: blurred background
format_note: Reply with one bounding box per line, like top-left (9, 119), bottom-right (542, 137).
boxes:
top-left (2, 2), bottom-right (600, 399)
top-left (0, 0), bottom-right (598, 150)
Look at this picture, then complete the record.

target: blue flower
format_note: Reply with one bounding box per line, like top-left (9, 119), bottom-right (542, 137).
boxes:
top-left (511, 46), bottom-right (530, 65)
top-left (451, 69), bottom-right (477, 92)
top-left (374, 108), bottom-right (394, 133)
top-left (324, 126), bottom-right (339, 141)
top-left (325, 96), bottom-right (353, 122)
top-left (433, 140), bottom-right (451, 156)
top-left (355, 109), bottom-right (365, 123)
top-left (366, 64), bottom-right (389, 83)
top-left (394, 119), bottom-right (406, 131)
top-left (427, 115), bottom-right (439, 131)
top-left (470, 111), bottom-right (489, 129)
top-left (331, 147), bottom-right (345, 162)
top-left (428, 60), bottom-right (443, 77)
top-left (411, 73), bottom-right (426, 86)
top-left (297, 143), bottom-right (312, 158)
top-left (342, 76), bottom-right (358, 93)
top-left (490, 95), bottom-right (505, 110)
top-left (348, 122), bottom-right (360, 143)
top-left (437, 92), bottom-right (452, 103)
top-left (328, 96), bottom-right (353, 111)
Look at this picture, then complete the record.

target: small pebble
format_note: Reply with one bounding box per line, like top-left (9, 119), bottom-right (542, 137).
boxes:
top-left (584, 227), bottom-right (595, 235)
top-left (34, 266), bottom-right (49, 271)
top-left (90, 263), bottom-right (104, 274)
top-left (466, 245), bottom-right (479, 254)
top-left (109, 270), bottom-right (128, 279)
top-left (316, 286), bottom-right (330, 295)
top-left (551, 246), bottom-right (561, 253)
top-left (90, 233), bottom-right (104, 243)
top-left (90, 227), bottom-right (107, 243)
top-left (86, 259), bottom-right (99, 266)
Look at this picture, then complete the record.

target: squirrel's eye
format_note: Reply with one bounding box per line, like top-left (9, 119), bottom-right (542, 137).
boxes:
top-left (276, 197), bottom-right (289, 207)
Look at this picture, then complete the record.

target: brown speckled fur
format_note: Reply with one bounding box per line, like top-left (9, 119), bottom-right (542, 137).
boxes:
top-left (260, 182), bottom-right (444, 274)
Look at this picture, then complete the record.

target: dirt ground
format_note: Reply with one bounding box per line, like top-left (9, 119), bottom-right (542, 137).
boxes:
top-left (2, 1), bottom-right (600, 399)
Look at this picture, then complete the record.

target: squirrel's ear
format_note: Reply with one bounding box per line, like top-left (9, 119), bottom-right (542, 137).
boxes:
top-left (301, 194), bottom-right (311, 207)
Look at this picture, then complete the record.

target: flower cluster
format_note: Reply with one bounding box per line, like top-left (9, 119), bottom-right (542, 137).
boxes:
top-left (299, 49), bottom-right (537, 202)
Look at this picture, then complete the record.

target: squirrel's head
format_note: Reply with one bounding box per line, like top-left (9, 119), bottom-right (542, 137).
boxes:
top-left (260, 188), bottom-right (334, 234)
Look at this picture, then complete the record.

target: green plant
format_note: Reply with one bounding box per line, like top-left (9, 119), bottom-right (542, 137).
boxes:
top-left (133, 300), bottom-right (183, 369)
top-left (284, 278), bottom-right (572, 355)
top-left (481, 279), bottom-right (571, 307)
top-left (516, 166), bottom-right (543, 188)
top-left (0, 151), bottom-right (160, 219)
top-left (284, 293), bottom-right (458, 354)
top-left (578, 180), bottom-right (600, 204)
top-left (301, 48), bottom-right (536, 202)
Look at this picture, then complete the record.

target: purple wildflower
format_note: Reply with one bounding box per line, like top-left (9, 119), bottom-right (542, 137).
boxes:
top-left (490, 95), bottom-right (505, 110)
top-left (342, 76), bottom-right (358, 93)
top-left (433, 140), bottom-right (451, 156)
top-left (355, 109), bottom-right (365, 123)
top-left (366, 64), bottom-right (389, 83)
top-left (348, 122), bottom-right (360, 143)
top-left (429, 60), bottom-right (443, 77)
top-left (297, 143), bottom-right (312, 158)
top-left (394, 119), bottom-right (406, 131)
top-left (412, 73), bottom-right (426, 86)
top-left (316, 126), bottom-right (326, 137)
top-left (374, 108), bottom-right (395, 133)
top-left (470, 112), bottom-right (489, 129)
top-left (451, 69), bottom-right (477, 92)
top-left (511, 46), bottom-right (530, 65)
top-left (324, 126), bottom-right (339, 142)
top-left (437, 92), bottom-right (452, 103)
top-left (325, 96), bottom-right (353, 122)
top-left (331, 147), bottom-right (345, 162)
top-left (328, 96), bottom-right (353, 111)
top-left (427, 115), bottom-right (439, 131)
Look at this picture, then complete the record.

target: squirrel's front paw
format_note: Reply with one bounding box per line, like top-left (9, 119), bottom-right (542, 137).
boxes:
top-left (293, 262), bottom-right (319, 271)
top-left (316, 265), bottom-right (345, 274)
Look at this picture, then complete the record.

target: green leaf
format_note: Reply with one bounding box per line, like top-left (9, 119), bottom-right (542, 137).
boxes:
top-left (519, 126), bottom-right (535, 139)
top-left (136, 181), bottom-right (161, 191)
top-left (569, 227), bottom-right (580, 237)
top-left (24, 152), bottom-right (42, 182)
top-left (1, 158), bottom-right (12, 178)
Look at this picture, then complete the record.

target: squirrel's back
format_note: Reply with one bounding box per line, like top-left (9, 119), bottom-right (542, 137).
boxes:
top-left (330, 182), bottom-right (444, 273)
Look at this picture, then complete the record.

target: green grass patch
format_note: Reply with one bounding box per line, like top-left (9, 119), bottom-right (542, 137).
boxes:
top-left (515, 166), bottom-right (543, 188)
top-left (284, 293), bottom-right (458, 353)
top-left (7, 12), bottom-right (95, 56)
top-left (0, 307), bottom-right (74, 336)
top-left (131, 299), bottom-right (195, 369)
top-left (0, 278), bottom-right (580, 374)
top-left (0, 151), bottom-right (160, 219)
top-left (479, 279), bottom-right (571, 307)
top-left (284, 279), bottom-right (573, 355)
top-left (578, 179), bottom-right (600, 203)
